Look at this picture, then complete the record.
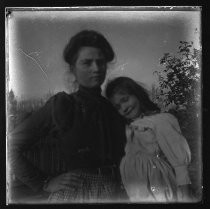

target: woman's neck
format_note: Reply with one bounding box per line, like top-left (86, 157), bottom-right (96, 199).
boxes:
top-left (78, 85), bottom-right (102, 96)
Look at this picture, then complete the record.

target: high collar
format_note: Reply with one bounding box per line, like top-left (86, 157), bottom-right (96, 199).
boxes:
top-left (78, 85), bottom-right (102, 98)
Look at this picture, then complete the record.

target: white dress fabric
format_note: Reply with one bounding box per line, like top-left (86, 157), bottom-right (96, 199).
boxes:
top-left (120, 113), bottom-right (191, 202)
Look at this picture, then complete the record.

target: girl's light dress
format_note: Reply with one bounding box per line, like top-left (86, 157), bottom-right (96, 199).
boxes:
top-left (120, 113), bottom-right (191, 202)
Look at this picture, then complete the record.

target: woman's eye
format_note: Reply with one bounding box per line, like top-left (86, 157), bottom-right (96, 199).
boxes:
top-left (83, 61), bottom-right (91, 66)
top-left (97, 60), bottom-right (106, 67)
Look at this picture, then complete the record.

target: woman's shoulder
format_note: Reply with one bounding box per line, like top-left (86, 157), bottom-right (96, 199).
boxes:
top-left (48, 91), bottom-right (74, 103)
top-left (46, 91), bottom-right (75, 112)
top-left (47, 92), bottom-right (76, 129)
top-left (53, 91), bottom-right (74, 100)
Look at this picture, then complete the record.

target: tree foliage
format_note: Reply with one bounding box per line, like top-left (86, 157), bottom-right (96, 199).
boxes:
top-left (154, 41), bottom-right (202, 199)
top-left (154, 41), bottom-right (201, 110)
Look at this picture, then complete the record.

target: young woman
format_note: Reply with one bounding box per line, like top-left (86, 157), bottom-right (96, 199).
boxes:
top-left (9, 30), bottom-right (128, 203)
top-left (105, 76), bottom-right (192, 202)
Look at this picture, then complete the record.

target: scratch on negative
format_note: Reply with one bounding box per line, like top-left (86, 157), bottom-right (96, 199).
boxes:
top-left (18, 48), bottom-right (49, 81)
top-left (28, 51), bottom-right (41, 56)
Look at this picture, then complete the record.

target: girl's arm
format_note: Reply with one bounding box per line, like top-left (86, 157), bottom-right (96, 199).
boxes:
top-left (154, 113), bottom-right (191, 186)
top-left (177, 184), bottom-right (191, 200)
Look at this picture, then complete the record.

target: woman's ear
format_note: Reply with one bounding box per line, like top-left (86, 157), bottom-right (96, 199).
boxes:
top-left (63, 70), bottom-right (78, 93)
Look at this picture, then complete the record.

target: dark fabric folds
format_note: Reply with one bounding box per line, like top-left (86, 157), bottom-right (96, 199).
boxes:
top-left (9, 87), bottom-right (126, 193)
top-left (56, 86), bottom-right (126, 169)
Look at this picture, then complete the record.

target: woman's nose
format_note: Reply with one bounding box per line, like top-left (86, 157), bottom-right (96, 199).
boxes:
top-left (91, 62), bottom-right (100, 72)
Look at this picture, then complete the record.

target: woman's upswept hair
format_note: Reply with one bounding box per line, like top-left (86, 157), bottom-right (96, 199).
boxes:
top-left (105, 76), bottom-right (160, 114)
top-left (63, 30), bottom-right (115, 67)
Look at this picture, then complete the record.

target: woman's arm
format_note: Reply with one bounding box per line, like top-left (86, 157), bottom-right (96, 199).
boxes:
top-left (8, 97), bottom-right (55, 192)
top-left (43, 172), bottom-right (82, 193)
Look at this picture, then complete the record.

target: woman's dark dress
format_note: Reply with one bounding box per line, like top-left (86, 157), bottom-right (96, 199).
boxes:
top-left (9, 86), bottom-right (127, 202)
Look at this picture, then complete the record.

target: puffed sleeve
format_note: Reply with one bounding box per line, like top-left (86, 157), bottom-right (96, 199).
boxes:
top-left (8, 92), bottom-right (70, 192)
top-left (154, 113), bottom-right (191, 186)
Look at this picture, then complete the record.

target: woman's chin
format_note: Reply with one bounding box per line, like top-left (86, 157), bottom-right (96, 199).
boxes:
top-left (86, 79), bottom-right (103, 88)
top-left (83, 83), bottom-right (102, 89)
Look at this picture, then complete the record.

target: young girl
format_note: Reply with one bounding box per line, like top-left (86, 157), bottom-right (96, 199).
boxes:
top-left (105, 77), bottom-right (192, 202)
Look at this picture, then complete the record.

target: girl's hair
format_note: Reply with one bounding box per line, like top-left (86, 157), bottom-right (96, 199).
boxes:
top-left (63, 30), bottom-right (115, 67)
top-left (105, 76), bottom-right (160, 115)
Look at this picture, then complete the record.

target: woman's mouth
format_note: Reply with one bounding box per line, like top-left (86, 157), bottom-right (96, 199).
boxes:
top-left (91, 75), bottom-right (103, 80)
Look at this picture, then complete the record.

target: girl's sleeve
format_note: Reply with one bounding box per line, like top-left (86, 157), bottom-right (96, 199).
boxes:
top-left (154, 113), bottom-right (191, 186)
top-left (8, 93), bottom-right (69, 192)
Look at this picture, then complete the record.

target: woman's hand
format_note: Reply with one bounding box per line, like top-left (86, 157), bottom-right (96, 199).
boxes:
top-left (43, 172), bottom-right (82, 193)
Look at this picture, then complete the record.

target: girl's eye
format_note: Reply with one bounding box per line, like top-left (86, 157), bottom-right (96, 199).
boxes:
top-left (122, 96), bottom-right (129, 102)
top-left (115, 104), bottom-right (120, 110)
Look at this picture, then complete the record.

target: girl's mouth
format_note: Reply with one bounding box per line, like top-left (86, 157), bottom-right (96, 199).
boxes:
top-left (125, 107), bottom-right (133, 117)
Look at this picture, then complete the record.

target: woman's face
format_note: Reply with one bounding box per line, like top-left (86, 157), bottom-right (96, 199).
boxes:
top-left (72, 47), bottom-right (107, 88)
top-left (110, 91), bottom-right (141, 120)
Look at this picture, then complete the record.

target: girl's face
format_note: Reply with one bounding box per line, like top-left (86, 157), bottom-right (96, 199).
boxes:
top-left (72, 47), bottom-right (107, 88)
top-left (110, 91), bottom-right (141, 120)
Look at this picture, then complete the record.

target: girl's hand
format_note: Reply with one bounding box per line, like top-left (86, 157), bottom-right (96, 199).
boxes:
top-left (177, 184), bottom-right (192, 201)
top-left (43, 172), bottom-right (82, 193)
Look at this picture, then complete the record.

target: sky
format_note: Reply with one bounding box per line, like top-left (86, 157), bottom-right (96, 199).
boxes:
top-left (6, 8), bottom-right (201, 100)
